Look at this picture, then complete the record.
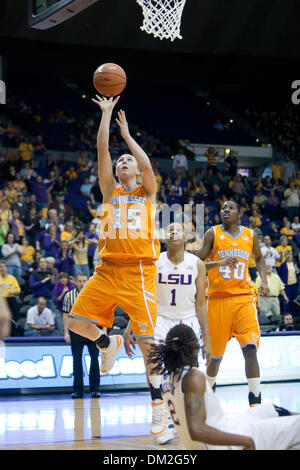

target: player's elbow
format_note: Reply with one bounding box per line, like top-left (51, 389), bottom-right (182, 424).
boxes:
top-left (141, 163), bottom-right (154, 175)
top-left (197, 249), bottom-right (206, 261)
top-left (189, 425), bottom-right (199, 441)
top-left (188, 422), bottom-right (206, 443)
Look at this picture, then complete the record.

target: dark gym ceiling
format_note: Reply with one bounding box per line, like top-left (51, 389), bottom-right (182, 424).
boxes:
top-left (1, 0), bottom-right (300, 59)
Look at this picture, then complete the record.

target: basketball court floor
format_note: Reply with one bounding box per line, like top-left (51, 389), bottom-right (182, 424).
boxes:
top-left (0, 381), bottom-right (299, 450)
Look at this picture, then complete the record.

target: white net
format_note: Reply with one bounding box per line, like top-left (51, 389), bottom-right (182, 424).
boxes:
top-left (136, 0), bottom-right (187, 42)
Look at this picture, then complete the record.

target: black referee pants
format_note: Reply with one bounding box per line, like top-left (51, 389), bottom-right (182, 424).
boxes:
top-left (70, 331), bottom-right (100, 394)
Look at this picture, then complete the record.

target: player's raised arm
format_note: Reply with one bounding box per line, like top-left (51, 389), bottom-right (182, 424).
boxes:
top-left (195, 260), bottom-right (211, 364)
top-left (92, 95), bottom-right (120, 202)
top-left (116, 110), bottom-right (157, 199)
top-left (183, 369), bottom-right (255, 449)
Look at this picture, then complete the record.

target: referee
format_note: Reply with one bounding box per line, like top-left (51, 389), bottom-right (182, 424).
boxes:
top-left (63, 272), bottom-right (101, 399)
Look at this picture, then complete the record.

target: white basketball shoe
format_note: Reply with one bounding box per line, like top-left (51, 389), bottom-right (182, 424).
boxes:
top-left (156, 416), bottom-right (176, 445)
top-left (100, 335), bottom-right (123, 374)
top-left (150, 400), bottom-right (168, 436)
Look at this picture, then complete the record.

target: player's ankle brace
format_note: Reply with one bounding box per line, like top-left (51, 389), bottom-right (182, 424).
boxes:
top-left (94, 334), bottom-right (110, 349)
top-left (149, 383), bottom-right (163, 401)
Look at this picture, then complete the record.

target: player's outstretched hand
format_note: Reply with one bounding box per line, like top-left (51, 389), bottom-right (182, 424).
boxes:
top-left (219, 257), bottom-right (238, 268)
top-left (258, 284), bottom-right (269, 297)
top-left (92, 95), bottom-right (120, 112)
top-left (243, 437), bottom-right (256, 450)
top-left (64, 333), bottom-right (71, 344)
top-left (124, 331), bottom-right (136, 358)
top-left (116, 110), bottom-right (130, 139)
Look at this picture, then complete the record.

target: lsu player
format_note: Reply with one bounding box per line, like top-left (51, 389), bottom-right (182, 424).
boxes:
top-left (197, 200), bottom-right (269, 406)
top-left (67, 96), bottom-right (160, 382)
top-left (124, 222), bottom-right (211, 444)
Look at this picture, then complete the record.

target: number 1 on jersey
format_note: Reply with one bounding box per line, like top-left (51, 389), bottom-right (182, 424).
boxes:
top-left (170, 289), bottom-right (176, 306)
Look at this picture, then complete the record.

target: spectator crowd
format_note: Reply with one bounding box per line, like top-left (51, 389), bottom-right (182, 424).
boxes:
top-left (0, 92), bottom-right (299, 337)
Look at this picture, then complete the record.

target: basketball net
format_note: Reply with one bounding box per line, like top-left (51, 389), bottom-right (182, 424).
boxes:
top-left (136, 0), bottom-right (187, 42)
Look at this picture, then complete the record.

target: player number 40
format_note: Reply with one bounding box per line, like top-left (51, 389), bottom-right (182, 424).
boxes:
top-left (219, 261), bottom-right (246, 280)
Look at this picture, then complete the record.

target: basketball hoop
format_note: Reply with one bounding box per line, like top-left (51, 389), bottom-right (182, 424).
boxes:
top-left (136, 0), bottom-right (187, 42)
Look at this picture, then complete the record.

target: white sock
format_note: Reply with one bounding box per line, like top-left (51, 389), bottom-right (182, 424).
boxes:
top-left (247, 377), bottom-right (261, 397)
top-left (149, 375), bottom-right (162, 389)
top-left (206, 375), bottom-right (217, 389)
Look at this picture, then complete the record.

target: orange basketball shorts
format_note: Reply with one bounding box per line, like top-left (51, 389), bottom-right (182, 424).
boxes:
top-left (70, 259), bottom-right (157, 337)
top-left (207, 294), bottom-right (260, 359)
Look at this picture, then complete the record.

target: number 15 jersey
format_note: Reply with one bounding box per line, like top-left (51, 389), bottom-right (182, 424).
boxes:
top-left (98, 185), bottom-right (160, 264)
top-left (207, 225), bottom-right (255, 298)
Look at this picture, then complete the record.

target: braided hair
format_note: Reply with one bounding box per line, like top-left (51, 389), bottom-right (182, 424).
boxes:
top-left (149, 323), bottom-right (200, 381)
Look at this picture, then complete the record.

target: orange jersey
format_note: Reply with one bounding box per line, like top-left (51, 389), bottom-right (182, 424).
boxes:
top-left (98, 185), bottom-right (160, 263)
top-left (207, 225), bottom-right (255, 297)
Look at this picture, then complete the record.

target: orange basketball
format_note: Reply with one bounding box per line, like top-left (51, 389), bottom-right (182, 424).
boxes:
top-left (93, 63), bottom-right (127, 97)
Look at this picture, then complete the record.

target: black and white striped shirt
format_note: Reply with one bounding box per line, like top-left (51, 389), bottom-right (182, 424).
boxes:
top-left (63, 288), bottom-right (79, 314)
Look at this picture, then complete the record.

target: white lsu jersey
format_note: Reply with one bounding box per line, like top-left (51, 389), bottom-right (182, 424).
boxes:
top-left (156, 251), bottom-right (199, 321)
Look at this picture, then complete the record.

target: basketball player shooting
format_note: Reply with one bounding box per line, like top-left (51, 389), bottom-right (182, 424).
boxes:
top-left (67, 95), bottom-right (160, 376)
top-left (151, 323), bottom-right (300, 450)
top-left (197, 200), bottom-right (269, 407)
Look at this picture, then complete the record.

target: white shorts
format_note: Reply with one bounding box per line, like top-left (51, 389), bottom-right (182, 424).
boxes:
top-left (154, 315), bottom-right (201, 344)
top-left (209, 403), bottom-right (300, 450)
top-left (233, 404), bottom-right (300, 450)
